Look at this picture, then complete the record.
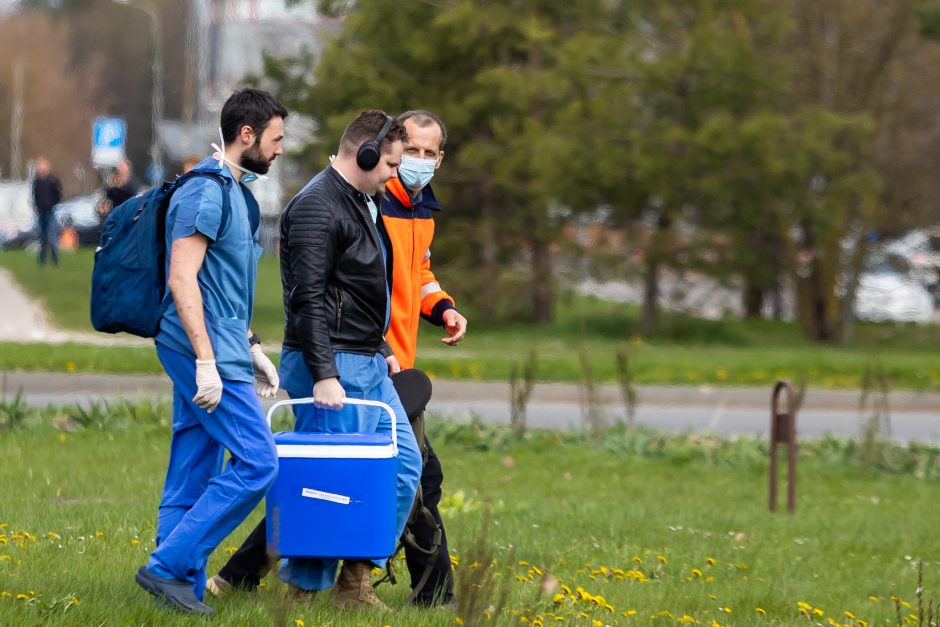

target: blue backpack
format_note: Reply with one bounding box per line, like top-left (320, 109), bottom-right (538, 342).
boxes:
top-left (90, 170), bottom-right (230, 337)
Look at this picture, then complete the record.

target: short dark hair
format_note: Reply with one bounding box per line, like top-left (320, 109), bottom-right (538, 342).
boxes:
top-left (339, 110), bottom-right (407, 156)
top-left (398, 110), bottom-right (447, 150)
top-left (220, 88), bottom-right (288, 143)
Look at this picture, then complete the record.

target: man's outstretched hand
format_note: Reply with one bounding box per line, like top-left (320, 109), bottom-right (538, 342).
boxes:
top-left (441, 309), bottom-right (467, 345)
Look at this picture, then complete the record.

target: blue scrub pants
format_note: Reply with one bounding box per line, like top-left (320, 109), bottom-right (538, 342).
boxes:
top-left (277, 351), bottom-right (422, 591)
top-left (148, 344), bottom-right (278, 600)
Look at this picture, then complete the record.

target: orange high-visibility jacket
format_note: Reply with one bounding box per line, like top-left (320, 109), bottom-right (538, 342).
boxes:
top-left (380, 177), bottom-right (456, 370)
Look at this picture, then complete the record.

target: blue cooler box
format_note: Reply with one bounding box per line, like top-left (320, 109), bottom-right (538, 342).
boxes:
top-left (265, 398), bottom-right (399, 560)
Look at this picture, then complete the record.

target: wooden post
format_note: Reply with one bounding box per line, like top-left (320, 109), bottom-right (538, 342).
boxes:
top-left (769, 380), bottom-right (798, 513)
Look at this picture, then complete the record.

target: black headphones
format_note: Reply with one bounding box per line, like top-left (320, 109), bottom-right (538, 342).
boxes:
top-left (356, 115), bottom-right (395, 171)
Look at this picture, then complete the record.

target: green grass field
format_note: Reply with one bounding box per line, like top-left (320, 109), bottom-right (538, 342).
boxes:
top-left (3, 248), bottom-right (940, 390)
top-left (2, 410), bottom-right (940, 626)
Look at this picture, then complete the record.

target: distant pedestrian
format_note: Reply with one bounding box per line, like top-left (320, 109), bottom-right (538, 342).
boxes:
top-left (31, 156), bottom-right (62, 266)
top-left (181, 155), bottom-right (201, 174)
top-left (96, 159), bottom-right (139, 231)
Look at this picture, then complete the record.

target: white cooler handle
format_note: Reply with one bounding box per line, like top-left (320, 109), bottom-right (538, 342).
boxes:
top-left (265, 397), bottom-right (398, 456)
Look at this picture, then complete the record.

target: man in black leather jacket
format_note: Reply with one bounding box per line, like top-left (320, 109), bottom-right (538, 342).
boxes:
top-left (207, 110), bottom-right (422, 610)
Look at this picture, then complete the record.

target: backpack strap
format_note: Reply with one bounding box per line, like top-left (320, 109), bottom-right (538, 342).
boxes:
top-left (172, 169), bottom-right (232, 237)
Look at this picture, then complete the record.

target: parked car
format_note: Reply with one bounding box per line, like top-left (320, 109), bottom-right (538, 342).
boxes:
top-left (855, 252), bottom-right (935, 323)
top-left (55, 193), bottom-right (103, 246)
top-left (0, 192), bottom-right (103, 249)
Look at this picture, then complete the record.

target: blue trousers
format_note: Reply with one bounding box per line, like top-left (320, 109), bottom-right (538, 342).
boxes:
top-left (37, 213), bottom-right (58, 266)
top-left (148, 344), bottom-right (278, 600)
top-left (277, 350), bottom-right (422, 591)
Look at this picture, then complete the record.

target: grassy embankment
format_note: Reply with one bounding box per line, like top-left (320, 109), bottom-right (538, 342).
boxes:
top-left (2, 248), bottom-right (940, 389)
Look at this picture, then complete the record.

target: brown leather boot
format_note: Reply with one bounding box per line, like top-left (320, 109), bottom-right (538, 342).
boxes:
top-left (330, 560), bottom-right (389, 610)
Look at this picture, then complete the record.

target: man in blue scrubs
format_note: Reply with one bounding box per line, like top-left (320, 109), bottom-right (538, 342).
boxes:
top-left (276, 110), bottom-right (422, 609)
top-left (133, 89), bottom-right (287, 616)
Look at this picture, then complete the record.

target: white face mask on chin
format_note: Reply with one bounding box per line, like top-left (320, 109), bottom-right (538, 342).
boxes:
top-left (211, 127), bottom-right (267, 184)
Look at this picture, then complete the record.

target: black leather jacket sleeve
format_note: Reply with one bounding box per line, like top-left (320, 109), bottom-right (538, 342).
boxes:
top-left (285, 196), bottom-right (341, 382)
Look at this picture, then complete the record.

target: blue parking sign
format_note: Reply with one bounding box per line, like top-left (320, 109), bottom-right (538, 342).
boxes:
top-left (92, 116), bottom-right (127, 167)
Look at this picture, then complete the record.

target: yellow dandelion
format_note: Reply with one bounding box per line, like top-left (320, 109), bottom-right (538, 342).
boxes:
top-left (293, 620), bottom-right (304, 627)
top-left (58, 433), bottom-right (66, 442)
top-left (46, 532), bottom-right (60, 540)
top-left (561, 584), bottom-right (572, 595)
top-left (623, 610), bottom-right (637, 616)
top-left (678, 615), bottom-right (699, 624)
top-left (95, 531), bottom-right (105, 537)
top-left (0, 592), bottom-right (10, 598)
top-left (868, 596), bottom-right (878, 602)
top-left (691, 568), bottom-right (703, 578)
top-left (131, 539), bottom-right (140, 545)
top-left (706, 557), bottom-right (717, 566)
top-left (225, 546), bottom-right (238, 554)
top-left (657, 555), bottom-right (667, 564)
top-left (15, 594), bottom-right (27, 600)
top-left (632, 556), bottom-right (643, 565)
top-left (756, 608), bottom-right (767, 615)
top-left (454, 618), bottom-right (465, 626)
top-left (813, 608), bottom-right (824, 617)
top-left (552, 593), bottom-right (566, 605)
top-left (66, 361), bottom-right (77, 372)
top-left (70, 596), bottom-right (79, 606)
top-left (844, 611), bottom-right (856, 619)
top-left (720, 607), bottom-right (731, 613)
top-left (591, 620), bottom-right (603, 627)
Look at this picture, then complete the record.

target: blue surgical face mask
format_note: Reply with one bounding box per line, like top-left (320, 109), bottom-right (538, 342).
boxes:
top-left (398, 155), bottom-right (437, 190)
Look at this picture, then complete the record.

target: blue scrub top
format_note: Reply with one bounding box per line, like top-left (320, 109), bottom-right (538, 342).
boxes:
top-left (155, 156), bottom-right (262, 383)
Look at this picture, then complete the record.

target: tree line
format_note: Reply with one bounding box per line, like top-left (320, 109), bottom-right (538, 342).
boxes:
top-left (261, 0), bottom-right (940, 343)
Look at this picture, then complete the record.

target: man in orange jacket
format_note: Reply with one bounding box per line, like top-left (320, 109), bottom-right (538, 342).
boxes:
top-left (381, 109), bottom-right (467, 606)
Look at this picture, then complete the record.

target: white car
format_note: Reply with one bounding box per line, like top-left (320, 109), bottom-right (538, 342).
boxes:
top-left (855, 254), bottom-right (935, 323)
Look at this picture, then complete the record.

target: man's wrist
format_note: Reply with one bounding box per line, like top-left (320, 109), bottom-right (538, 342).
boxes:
top-left (248, 334), bottom-right (261, 347)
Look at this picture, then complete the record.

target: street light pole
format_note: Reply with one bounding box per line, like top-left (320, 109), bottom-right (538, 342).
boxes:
top-left (113, 0), bottom-right (164, 183)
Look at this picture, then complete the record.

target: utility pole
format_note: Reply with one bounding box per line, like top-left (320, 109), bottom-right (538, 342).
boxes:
top-left (113, 0), bottom-right (164, 183)
top-left (11, 56), bottom-right (24, 179)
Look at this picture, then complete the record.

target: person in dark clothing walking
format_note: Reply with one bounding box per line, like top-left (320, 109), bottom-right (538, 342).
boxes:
top-left (31, 157), bottom-right (62, 266)
top-left (97, 159), bottom-right (140, 231)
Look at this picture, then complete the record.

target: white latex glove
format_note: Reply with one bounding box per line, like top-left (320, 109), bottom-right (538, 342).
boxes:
top-left (250, 344), bottom-right (279, 398)
top-left (193, 359), bottom-right (223, 413)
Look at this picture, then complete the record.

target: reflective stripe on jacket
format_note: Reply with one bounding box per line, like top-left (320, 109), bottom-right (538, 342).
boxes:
top-left (380, 177), bottom-right (455, 370)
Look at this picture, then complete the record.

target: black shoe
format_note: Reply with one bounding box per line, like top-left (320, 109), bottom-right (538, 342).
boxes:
top-left (135, 566), bottom-right (215, 616)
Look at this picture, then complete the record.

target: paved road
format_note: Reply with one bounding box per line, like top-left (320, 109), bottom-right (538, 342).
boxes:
top-left (4, 371), bottom-right (938, 444)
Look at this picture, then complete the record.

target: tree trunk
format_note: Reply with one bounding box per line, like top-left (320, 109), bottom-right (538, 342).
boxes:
top-left (531, 234), bottom-right (554, 325)
top-left (742, 283), bottom-right (765, 318)
top-left (641, 253), bottom-right (660, 333)
top-left (641, 213), bottom-right (672, 333)
top-left (477, 205), bottom-right (499, 323)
